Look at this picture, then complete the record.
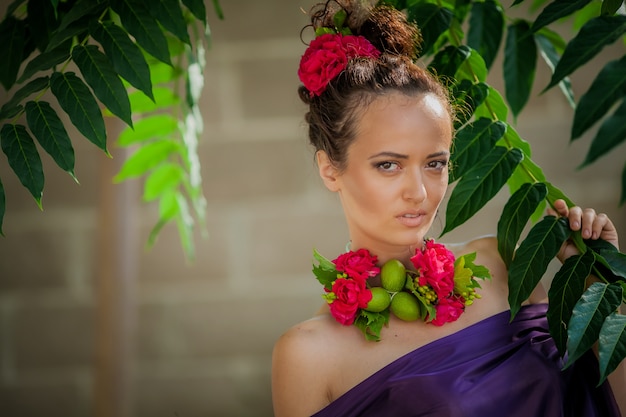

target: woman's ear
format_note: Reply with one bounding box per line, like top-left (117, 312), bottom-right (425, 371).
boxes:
top-left (316, 151), bottom-right (340, 192)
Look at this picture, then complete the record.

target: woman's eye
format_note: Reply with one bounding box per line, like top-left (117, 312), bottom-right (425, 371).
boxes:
top-left (428, 160), bottom-right (448, 170)
top-left (376, 161), bottom-right (399, 172)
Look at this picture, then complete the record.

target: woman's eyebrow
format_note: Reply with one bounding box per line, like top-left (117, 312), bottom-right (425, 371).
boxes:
top-left (368, 151), bottom-right (409, 160)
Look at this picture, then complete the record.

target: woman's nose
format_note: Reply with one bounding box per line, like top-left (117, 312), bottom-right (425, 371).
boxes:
top-left (402, 168), bottom-right (426, 202)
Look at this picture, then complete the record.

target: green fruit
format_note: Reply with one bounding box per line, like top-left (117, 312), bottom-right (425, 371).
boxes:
top-left (390, 292), bottom-right (420, 321)
top-left (365, 287), bottom-right (391, 312)
top-left (381, 259), bottom-right (406, 292)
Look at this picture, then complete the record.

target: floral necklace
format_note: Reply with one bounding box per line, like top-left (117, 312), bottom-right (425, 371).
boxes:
top-left (313, 239), bottom-right (491, 341)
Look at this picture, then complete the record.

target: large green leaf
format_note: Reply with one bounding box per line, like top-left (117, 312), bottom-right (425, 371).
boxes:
top-left (0, 76), bottom-right (49, 120)
top-left (497, 182), bottom-right (548, 267)
top-left (0, 176), bottom-right (5, 236)
top-left (455, 48), bottom-right (488, 83)
top-left (531, 0), bottom-right (592, 33)
top-left (598, 251), bottom-right (626, 280)
top-left (467, 0), bottom-right (503, 70)
top-left (89, 20), bottom-right (154, 101)
top-left (546, 250), bottom-right (595, 355)
top-left (450, 118), bottom-right (505, 182)
top-left (50, 71), bottom-right (107, 153)
top-left (45, 19), bottom-right (89, 53)
top-left (407, 3), bottom-right (454, 55)
top-left (117, 114), bottom-right (178, 146)
top-left (452, 80), bottom-right (489, 129)
top-left (24, 101), bottom-right (75, 178)
top-left (443, 147), bottom-right (523, 235)
top-left (580, 98), bottom-right (626, 168)
top-left (0, 16), bottom-right (26, 90)
top-left (545, 15), bottom-right (626, 91)
top-left (428, 45), bottom-right (470, 78)
top-left (182, 0), bottom-right (208, 25)
top-left (508, 216), bottom-right (570, 318)
top-left (56, 0), bottom-right (107, 32)
top-left (114, 140), bottom-right (182, 182)
top-left (535, 32), bottom-right (575, 108)
top-left (17, 42), bottom-right (70, 83)
top-left (601, 0), bottom-right (624, 15)
top-left (143, 163), bottom-right (185, 202)
top-left (571, 56), bottom-right (626, 140)
top-left (110, 0), bottom-right (172, 65)
top-left (504, 20), bottom-right (537, 117)
top-left (0, 124), bottom-right (44, 205)
top-left (474, 85), bottom-right (508, 121)
top-left (566, 282), bottom-right (623, 367)
top-left (72, 45), bottom-right (133, 127)
top-left (26, 0), bottom-right (57, 52)
top-left (150, 0), bottom-right (191, 45)
top-left (598, 312), bottom-right (626, 384)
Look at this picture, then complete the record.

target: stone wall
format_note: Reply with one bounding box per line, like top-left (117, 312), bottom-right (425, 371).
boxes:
top-left (0, 1), bottom-right (624, 417)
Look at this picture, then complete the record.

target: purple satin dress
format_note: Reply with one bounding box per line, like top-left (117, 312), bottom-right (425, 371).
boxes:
top-left (312, 304), bottom-right (621, 417)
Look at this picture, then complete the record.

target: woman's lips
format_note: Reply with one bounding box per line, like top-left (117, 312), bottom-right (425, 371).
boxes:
top-left (396, 212), bottom-right (425, 227)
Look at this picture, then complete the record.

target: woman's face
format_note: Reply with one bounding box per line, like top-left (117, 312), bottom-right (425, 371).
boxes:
top-left (318, 91), bottom-right (452, 261)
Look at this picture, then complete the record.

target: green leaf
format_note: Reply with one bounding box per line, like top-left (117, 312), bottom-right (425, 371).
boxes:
top-left (535, 32), bottom-right (575, 108)
top-left (150, 0), bottom-right (191, 44)
top-left (117, 114), bottom-right (178, 146)
top-left (182, 0), bottom-right (208, 24)
top-left (0, 16), bottom-right (26, 90)
top-left (535, 26), bottom-right (567, 54)
top-left (407, 3), bottom-right (454, 55)
top-left (598, 251), bottom-right (626, 280)
top-left (128, 88), bottom-right (179, 113)
top-left (545, 181), bottom-right (576, 208)
top-left (0, 124), bottom-right (44, 205)
top-left (452, 80), bottom-right (488, 129)
top-left (467, 0), bottom-right (503, 69)
top-left (147, 189), bottom-right (179, 248)
top-left (72, 45), bottom-right (133, 127)
top-left (428, 45), bottom-right (471, 78)
top-left (545, 15), bottom-right (626, 91)
top-left (0, 76), bottom-right (49, 118)
top-left (504, 20), bottom-right (537, 117)
top-left (24, 101), bottom-right (75, 177)
top-left (474, 85), bottom-right (509, 122)
top-left (313, 249), bottom-right (338, 290)
top-left (211, 0), bottom-right (224, 20)
top-left (566, 282), bottom-right (623, 367)
top-left (143, 163), bottom-right (184, 201)
top-left (56, 0), bottom-right (107, 33)
top-left (531, 0), bottom-right (592, 33)
top-left (508, 216), bottom-right (570, 318)
top-left (455, 48), bottom-right (488, 83)
top-left (580, 98), bottom-right (626, 168)
top-left (110, 0), bottom-right (172, 65)
top-left (5, 0), bottom-right (27, 16)
top-left (601, 0), bottom-right (624, 15)
top-left (571, 56), bottom-right (626, 140)
top-left (89, 20), bottom-right (154, 101)
top-left (50, 71), bottom-right (107, 153)
top-left (547, 250), bottom-right (595, 355)
top-left (26, 0), bottom-right (57, 51)
top-left (450, 118), bottom-right (506, 182)
top-left (354, 309), bottom-right (390, 342)
top-left (0, 176), bottom-right (5, 236)
top-left (497, 182), bottom-right (548, 267)
top-left (443, 147), bottom-right (523, 235)
top-left (598, 312), bottom-right (626, 384)
top-left (45, 19), bottom-right (89, 53)
top-left (17, 42), bottom-right (70, 83)
top-left (114, 140), bottom-right (182, 182)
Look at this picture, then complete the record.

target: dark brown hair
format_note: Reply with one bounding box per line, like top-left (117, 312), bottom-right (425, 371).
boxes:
top-left (299, 0), bottom-right (454, 171)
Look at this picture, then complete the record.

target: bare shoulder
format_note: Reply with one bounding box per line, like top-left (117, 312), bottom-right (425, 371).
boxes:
top-left (272, 314), bottom-right (338, 417)
top-left (447, 235), bottom-right (504, 276)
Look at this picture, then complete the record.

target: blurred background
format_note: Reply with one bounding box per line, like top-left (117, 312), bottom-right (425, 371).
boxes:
top-left (0, 0), bottom-right (624, 416)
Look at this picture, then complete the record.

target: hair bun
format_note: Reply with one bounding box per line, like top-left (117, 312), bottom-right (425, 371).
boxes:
top-left (360, 5), bottom-right (421, 58)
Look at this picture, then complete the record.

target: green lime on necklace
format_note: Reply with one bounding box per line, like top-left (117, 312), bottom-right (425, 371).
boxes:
top-left (380, 259), bottom-right (406, 292)
top-left (390, 292), bottom-right (420, 321)
top-left (365, 287), bottom-right (391, 312)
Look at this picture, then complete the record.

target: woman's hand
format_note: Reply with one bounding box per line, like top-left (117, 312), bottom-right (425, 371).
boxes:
top-left (549, 199), bottom-right (619, 262)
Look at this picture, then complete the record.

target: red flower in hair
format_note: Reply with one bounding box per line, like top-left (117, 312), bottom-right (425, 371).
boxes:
top-left (298, 34), bottom-right (380, 97)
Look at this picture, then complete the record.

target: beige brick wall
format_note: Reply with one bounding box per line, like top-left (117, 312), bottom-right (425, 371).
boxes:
top-left (0, 1), bottom-right (624, 417)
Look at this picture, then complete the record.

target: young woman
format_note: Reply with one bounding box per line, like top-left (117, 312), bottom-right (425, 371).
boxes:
top-left (272, 1), bottom-right (623, 416)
